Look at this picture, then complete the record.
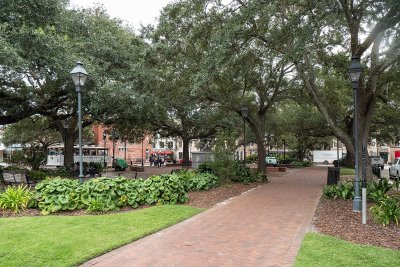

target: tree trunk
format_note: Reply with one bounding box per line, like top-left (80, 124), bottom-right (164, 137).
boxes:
top-left (182, 137), bottom-right (191, 166)
top-left (63, 130), bottom-right (76, 166)
top-left (256, 137), bottom-right (266, 172)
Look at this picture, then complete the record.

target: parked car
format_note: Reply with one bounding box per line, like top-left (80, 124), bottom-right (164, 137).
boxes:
top-left (388, 157), bottom-right (400, 180)
top-left (370, 155), bottom-right (384, 170)
top-left (265, 156), bottom-right (278, 167)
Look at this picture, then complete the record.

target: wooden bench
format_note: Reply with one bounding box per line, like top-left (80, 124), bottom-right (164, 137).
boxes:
top-left (2, 170), bottom-right (35, 188)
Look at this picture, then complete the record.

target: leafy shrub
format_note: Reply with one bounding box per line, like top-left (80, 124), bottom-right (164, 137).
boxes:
top-left (254, 171), bottom-right (269, 182)
top-left (0, 185), bottom-right (32, 213)
top-left (143, 174), bottom-right (188, 205)
top-left (246, 154), bottom-right (258, 163)
top-left (35, 177), bottom-right (82, 215)
top-left (367, 179), bottom-right (392, 202)
top-left (182, 172), bottom-right (220, 191)
top-left (198, 162), bottom-right (214, 174)
top-left (370, 196), bottom-right (400, 226)
top-left (33, 174), bottom-right (190, 214)
top-left (323, 181), bottom-right (354, 200)
top-left (28, 170), bottom-right (47, 181)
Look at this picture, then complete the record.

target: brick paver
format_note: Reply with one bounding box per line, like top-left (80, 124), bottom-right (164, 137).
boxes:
top-left (83, 167), bottom-right (327, 267)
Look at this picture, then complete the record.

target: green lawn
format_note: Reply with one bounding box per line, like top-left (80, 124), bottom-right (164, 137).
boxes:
top-left (295, 233), bottom-right (400, 267)
top-left (340, 167), bottom-right (355, 176)
top-left (0, 205), bottom-right (203, 266)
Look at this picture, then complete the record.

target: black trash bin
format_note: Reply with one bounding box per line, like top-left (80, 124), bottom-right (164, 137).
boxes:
top-left (327, 167), bottom-right (340, 185)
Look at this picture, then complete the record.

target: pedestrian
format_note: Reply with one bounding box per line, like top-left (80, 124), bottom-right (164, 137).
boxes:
top-left (160, 155), bottom-right (165, 167)
top-left (150, 155), bottom-right (154, 167)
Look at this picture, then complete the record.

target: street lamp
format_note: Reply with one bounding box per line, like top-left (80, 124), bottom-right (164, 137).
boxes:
top-left (348, 56), bottom-right (363, 216)
top-left (141, 138), bottom-right (144, 167)
top-left (240, 105), bottom-right (249, 166)
top-left (282, 139), bottom-right (286, 161)
top-left (70, 61), bottom-right (88, 183)
top-left (102, 130), bottom-right (107, 168)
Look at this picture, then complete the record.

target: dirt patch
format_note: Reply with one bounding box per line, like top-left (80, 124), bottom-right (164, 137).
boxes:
top-left (312, 197), bottom-right (400, 250)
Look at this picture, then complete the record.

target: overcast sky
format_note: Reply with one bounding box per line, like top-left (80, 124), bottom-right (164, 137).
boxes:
top-left (69, 0), bottom-right (173, 29)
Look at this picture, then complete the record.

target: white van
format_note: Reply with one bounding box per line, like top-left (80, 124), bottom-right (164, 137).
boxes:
top-left (265, 156), bottom-right (278, 167)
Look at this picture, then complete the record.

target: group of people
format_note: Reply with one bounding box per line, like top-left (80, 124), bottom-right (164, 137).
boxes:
top-left (150, 154), bottom-right (167, 167)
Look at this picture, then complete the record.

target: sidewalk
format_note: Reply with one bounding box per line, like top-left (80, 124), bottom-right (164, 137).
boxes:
top-left (83, 167), bottom-right (327, 267)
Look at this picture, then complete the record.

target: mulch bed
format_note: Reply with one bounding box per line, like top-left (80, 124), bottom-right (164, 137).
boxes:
top-left (312, 197), bottom-right (400, 250)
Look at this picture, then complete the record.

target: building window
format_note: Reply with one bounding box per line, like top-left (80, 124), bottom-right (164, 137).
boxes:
top-left (159, 142), bottom-right (165, 149)
top-left (167, 141), bottom-right (174, 149)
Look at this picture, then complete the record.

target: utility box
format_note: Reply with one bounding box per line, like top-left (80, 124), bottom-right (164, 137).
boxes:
top-left (191, 152), bottom-right (214, 168)
top-left (327, 167), bottom-right (340, 185)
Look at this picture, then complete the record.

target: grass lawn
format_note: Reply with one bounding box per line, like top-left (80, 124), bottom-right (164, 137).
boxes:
top-left (0, 205), bottom-right (203, 266)
top-left (340, 167), bottom-right (355, 176)
top-left (294, 233), bottom-right (400, 267)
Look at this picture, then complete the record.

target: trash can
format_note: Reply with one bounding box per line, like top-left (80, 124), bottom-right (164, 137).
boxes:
top-left (327, 167), bottom-right (340, 185)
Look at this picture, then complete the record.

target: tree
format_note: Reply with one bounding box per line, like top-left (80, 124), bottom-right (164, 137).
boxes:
top-left (2, 116), bottom-right (61, 169)
top-left (141, 1), bottom-right (233, 166)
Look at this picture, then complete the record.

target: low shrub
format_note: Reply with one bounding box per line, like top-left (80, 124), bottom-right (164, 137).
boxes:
top-left (370, 196), bottom-right (400, 226)
top-left (367, 179), bottom-right (392, 202)
top-left (323, 181), bottom-right (354, 200)
top-left (33, 174), bottom-right (191, 214)
top-left (0, 185), bottom-right (32, 213)
top-left (183, 172), bottom-right (220, 191)
top-left (28, 170), bottom-right (47, 181)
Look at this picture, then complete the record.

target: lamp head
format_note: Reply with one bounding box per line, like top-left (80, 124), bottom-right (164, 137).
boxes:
top-left (348, 56), bottom-right (362, 86)
top-left (70, 61), bottom-right (88, 88)
top-left (240, 105), bottom-right (249, 118)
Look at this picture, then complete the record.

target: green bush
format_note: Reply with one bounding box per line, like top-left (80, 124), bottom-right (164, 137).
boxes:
top-left (367, 179), bottom-right (392, 202)
top-left (370, 196), bottom-right (400, 226)
top-left (323, 181), bottom-right (354, 200)
top-left (143, 174), bottom-right (188, 205)
top-left (33, 174), bottom-right (191, 215)
top-left (35, 177), bottom-right (82, 215)
top-left (28, 170), bottom-right (47, 181)
top-left (0, 185), bottom-right (32, 213)
top-left (183, 172), bottom-right (220, 191)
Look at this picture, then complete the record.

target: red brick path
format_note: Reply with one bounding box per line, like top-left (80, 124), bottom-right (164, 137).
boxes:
top-left (83, 167), bottom-right (327, 267)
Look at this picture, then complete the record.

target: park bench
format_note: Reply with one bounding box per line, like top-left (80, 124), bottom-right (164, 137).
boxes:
top-left (2, 170), bottom-right (35, 188)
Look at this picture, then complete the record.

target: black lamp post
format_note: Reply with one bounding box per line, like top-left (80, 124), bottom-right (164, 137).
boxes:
top-left (70, 62), bottom-right (88, 183)
top-left (111, 129), bottom-right (118, 162)
top-left (282, 139), bottom-right (286, 161)
top-left (348, 56), bottom-right (363, 217)
top-left (141, 138), bottom-right (144, 167)
top-left (240, 105), bottom-right (249, 166)
top-left (102, 130), bottom-right (107, 168)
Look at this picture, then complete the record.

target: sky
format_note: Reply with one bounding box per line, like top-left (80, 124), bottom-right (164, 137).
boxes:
top-left (69, 0), bottom-right (174, 29)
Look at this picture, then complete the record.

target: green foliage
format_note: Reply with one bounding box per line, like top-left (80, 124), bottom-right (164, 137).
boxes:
top-left (246, 154), bottom-right (258, 163)
top-left (370, 196), bottom-right (400, 226)
top-left (367, 179), bottom-right (393, 202)
top-left (32, 172), bottom-right (201, 214)
top-left (323, 181), bottom-right (354, 200)
top-left (35, 177), bottom-right (82, 215)
top-left (28, 170), bottom-right (47, 181)
top-left (178, 171), bottom-right (220, 191)
top-left (0, 185), bottom-right (32, 213)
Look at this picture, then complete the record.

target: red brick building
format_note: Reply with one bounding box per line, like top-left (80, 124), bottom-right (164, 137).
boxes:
top-left (92, 125), bottom-right (152, 165)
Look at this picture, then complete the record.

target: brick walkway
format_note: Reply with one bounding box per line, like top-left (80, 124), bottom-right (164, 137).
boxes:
top-left (83, 167), bottom-right (327, 267)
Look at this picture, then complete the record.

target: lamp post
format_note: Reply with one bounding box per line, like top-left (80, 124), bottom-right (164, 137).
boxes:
top-left (70, 61), bottom-right (88, 183)
top-left (240, 105), bottom-right (249, 166)
top-left (141, 138), bottom-right (144, 167)
top-left (102, 130), bottom-right (107, 168)
top-left (283, 139), bottom-right (286, 161)
top-left (348, 56), bottom-right (362, 214)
